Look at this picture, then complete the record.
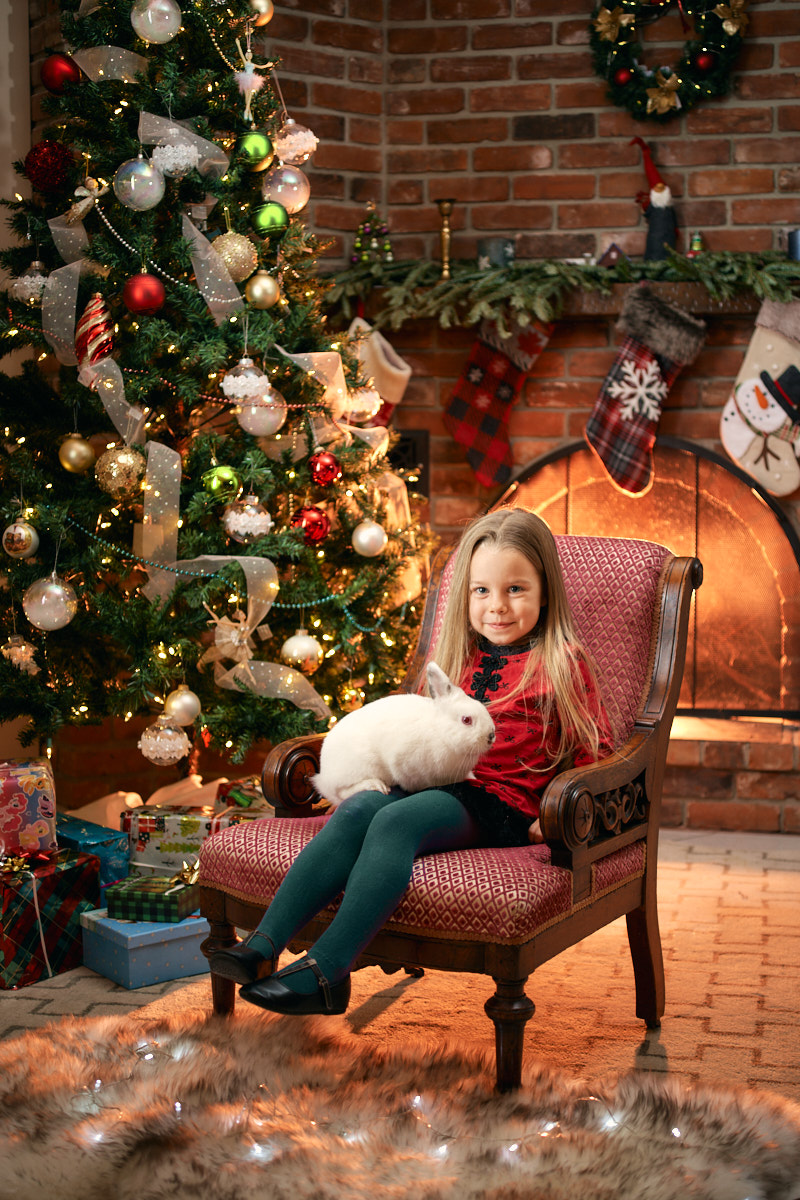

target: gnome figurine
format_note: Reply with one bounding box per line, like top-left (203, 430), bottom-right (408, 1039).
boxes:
top-left (630, 136), bottom-right (678, 261)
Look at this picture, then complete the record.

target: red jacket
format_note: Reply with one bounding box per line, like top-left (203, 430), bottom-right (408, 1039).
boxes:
top-left (459, 637), bottom-right (611, 822)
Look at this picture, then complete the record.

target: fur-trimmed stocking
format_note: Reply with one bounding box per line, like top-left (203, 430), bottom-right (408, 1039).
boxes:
top-left (585, 286), bottom-right (707, 496)
top-left (443, 318), bottom-right (553, 488)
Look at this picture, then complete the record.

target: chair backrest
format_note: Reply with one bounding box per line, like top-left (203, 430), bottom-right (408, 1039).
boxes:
top-left (418, 535), bottom-right (673, 749)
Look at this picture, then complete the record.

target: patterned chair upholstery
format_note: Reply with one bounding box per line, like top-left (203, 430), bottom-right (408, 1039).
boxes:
top-left (199, 534), bottom-right (702, 1091)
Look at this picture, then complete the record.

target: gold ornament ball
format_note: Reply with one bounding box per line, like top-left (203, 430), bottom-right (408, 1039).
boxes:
top-left (58, 433), bottom-right (96, 473)
top-left (214, 231), bottom-right (258, 283)
top-left (250, 0), bottom-right (274, 25)
top-left (338, 683), bottom-right (365, 712)
top-left (95, 445), bottom-right (147, 498)
top-left (245, 270), bottom-right (281, 309)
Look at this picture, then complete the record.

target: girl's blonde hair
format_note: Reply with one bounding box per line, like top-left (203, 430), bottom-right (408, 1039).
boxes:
top-left (432, 508), bottom-right (605, 764)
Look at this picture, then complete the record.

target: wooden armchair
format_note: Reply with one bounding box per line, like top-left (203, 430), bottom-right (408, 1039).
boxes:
top-left (198, 534), bottom-right (702, 1092)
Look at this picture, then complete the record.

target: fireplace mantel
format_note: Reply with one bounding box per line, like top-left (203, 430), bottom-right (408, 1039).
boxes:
top-left (559, 282), bottom-right (759, 319)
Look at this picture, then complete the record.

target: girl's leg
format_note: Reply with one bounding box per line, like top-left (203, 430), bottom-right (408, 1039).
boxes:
top-left (270, 788), bottom-right (481, 994)
top-left (247, 789), bottom-right (405, 957)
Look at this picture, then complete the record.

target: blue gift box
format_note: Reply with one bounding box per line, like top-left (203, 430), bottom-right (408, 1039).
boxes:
top-left (56, 813), bottom-right (129, 893)
top-left (80, 908), bottom-right (210, 989)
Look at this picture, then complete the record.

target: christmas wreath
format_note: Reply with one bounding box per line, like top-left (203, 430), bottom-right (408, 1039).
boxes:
top-left (589, 0), bottom-right (749, 122)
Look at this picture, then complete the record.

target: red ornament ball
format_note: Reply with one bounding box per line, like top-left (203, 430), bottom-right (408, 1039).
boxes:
top-left (614, 67), bottom-right (633, 86)
top-left (695, 51), bottom-right (716, 72)
top-left (122, 272), bottom-right (166, 315)
top-left (23, 140), bottom-right (74, 193)
top-left (290, 504), bottom-right (331, 545)
top-left (308, 449), bottom-right (342, 487)
top-left (40, 52), bottom-right (82, 94)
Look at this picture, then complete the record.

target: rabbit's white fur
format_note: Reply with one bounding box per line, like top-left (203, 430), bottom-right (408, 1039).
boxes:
top-left (312, 661), bottom-right (496, 806)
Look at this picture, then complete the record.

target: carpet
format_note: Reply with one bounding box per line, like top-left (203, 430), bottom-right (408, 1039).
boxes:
top-left (1, 995), bottom-right (799, 1200)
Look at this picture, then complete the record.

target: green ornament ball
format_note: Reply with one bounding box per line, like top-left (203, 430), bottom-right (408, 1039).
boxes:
top-left (202, 464), bottom-right (241, 500)
top-left (238, 130), bottom-right (274, 172)
top-left (251, 201), bottom-right (289, 238)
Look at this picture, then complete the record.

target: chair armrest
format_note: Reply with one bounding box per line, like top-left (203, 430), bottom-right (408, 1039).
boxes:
top-left (539, 725), bottom-right (656, 861)
top-left (261, 733), bottom-right (326, 816)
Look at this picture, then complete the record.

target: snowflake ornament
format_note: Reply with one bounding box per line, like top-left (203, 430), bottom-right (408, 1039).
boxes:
top-left (607, 358), bottom-right (667, 421)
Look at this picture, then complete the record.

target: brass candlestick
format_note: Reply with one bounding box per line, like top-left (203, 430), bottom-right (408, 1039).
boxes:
top-left (436, 198), bottom-right (456, 280)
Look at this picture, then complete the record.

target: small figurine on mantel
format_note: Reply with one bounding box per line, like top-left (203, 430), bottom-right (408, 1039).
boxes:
top-left (630, 136), bottom-right (678, 261)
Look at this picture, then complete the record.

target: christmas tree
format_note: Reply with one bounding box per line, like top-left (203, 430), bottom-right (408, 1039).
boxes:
top-left (0, 0), bottom-right (426, 771)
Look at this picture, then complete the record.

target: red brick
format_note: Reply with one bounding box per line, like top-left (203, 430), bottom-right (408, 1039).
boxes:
top-left (689, 169), bottom-right (775, 197)
top-left (432, 56), bottom-right (512, 83)
top-left (516, 233), bottom-right (596, 258)
top-left (273, 46), bottom-right (344, 78)
top-left (735, 138), bottom-right (800, 164)
top-left (686, 800), bottom-right (782, 832)
top-left (388, 59), bottom-right (426, 85)
top-left (778, 105), bottom-right (800, 132)
top-left (472, 22), bottom-right (550, 50)
top-left (783, 805), bottom-right (800, 833)
top-left (736, 74), bottom-right (800, 100)
top-left (349, 57), bottom-right (384, 85)
top-left (687, 108), bottom-right (773, 135)
top-left (388, 27), bottom-right (469, 54)
top-left (470, 83), bottom-right (551, 112)
top-left (518, 51), bottom-right (592, 79)
top-left (387, 148), bottom-right (469, 173)
top-left (312, 19), bottom-right (382, 52)
top-left (702, 741), bottom-right (747, 770)
top-left (431, 0), bottom-right (511, 15)
top-left (473, 145), bottom-right (552, 171)
top-left (663, 767), bottom-right (733, 799)
top-left (387, 88), bottom-right (465, 116)
top-left (554, 80), bottom-right (609, 108)
top-left (656, 139), bottom-right (731, 168)
top-left (427, 116), bottom-right (508, 143)
top-left (388, 0), bottom-right (426, 16)
top-left (428, 175), bottom-right (509, 202)
top-left (349, 117), bottom-right (382, 145)
top-left (313, 144), bottom-right (383, 172)
top-left (736, 772), bottom-right (799, 802)
top-left (732, 198), bottom-right (800, 223)
top-left (748, 743), bottom-right (796, 772)
top-left (751, 10), bottom-right (800, 36)
top-left (386, 119), bottom-right (424, 144)
top-left (559, 142), bottom-right (638, 169)
top-left (311, 82), bottom-right (383, 115)
top-left (516, 174), bottom-right (594, 200)
top-left (473, 204), bottom-right (552, 231)
top-left (558, 201), bottom-right (639, 229)
top-left (779, 41), bottom-right (800, 69)
top-left (666, 740), bottom-right (702, 767)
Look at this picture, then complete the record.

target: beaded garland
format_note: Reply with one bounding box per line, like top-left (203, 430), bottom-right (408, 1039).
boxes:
top-left (589, 0), bottom-right (748, 122)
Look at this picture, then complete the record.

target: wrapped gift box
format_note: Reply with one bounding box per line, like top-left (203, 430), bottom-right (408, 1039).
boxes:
top-left (0, 758), bottom-right (57, 856)
top-left (55, 812), bottom-right (129, 893)
top-left (80, 908), bottom-right (210, 989)
top-left (105, 872), bottom-right (198, 923)
top-left (121, 804), bottom-right (259, 875)
top-left (214, 776), bottom-right (274, 814)
top-left (0, 850), bottom-right (100, 990)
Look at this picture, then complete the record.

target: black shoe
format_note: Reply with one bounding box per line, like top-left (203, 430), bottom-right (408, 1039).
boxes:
top-left (209, 932), bottom-right (277, 985)
top-left (239, 956), bottom-right (351, 1015)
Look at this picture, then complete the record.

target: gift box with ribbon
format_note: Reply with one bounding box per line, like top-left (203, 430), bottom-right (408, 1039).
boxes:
top-left (80, 908), bottom-right (210, 989)
top-left (105, 862), bottom-right (199, 923)
top-left (214, 776), bottom-right (274, 814)
top-left (55, 812), bottom-right (129, 893)
top-left (120, 804), bottom-right (255, 876)
top-left (0, 849), bottom-right (100, 989)
top-left (0, 758), bottom-right (58, 857)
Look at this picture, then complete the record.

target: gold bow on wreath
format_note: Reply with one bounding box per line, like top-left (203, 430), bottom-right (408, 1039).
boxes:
top-left (646, 70), bottom-right (682, 114)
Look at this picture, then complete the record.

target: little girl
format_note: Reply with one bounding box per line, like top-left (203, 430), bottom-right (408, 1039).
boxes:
top-left (210, 508), bottom-right (611, 1016)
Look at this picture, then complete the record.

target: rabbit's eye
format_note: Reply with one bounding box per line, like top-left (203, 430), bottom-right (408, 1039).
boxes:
top-left (461, 715), bottom-right (473, 726)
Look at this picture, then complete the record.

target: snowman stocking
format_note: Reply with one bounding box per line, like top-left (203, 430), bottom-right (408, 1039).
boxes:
top-left (585, 286), bottom-right (707, 495)
top-left (720, 299), bottom-right (800, 496)
top-left (443, 317), bottom-right (553, 488)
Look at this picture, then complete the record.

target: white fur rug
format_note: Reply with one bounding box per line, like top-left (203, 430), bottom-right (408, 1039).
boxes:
top-left (1, 1002), bottom-right (799, 1200)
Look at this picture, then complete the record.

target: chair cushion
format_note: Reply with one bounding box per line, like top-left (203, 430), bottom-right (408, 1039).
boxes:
top-left (199, 817), bottom-right (645, 946)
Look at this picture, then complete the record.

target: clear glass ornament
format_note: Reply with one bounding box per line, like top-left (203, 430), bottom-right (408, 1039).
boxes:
top-left (351, 519), bottom-right (388, 557)
top-left (280, 627), bottom-right (323, 674)
top-left (273, 117), bottom-right (318, 166)
top-left (113, 155), bottom-right (165, 211)
top-left (345, 386), bottom-right (382, 422)
top-left (235, 386), bottom-right (288, 436)
top-left (261, 164), bottom-right (310, 215)
top-left (221, 356), bottom-right (270, 401)
top-left (3, 519), bottom-right (39, 559)
top-left (222, 494), bottom-right (273, 544)
top-left (11, 260), bottom-right (48, 306)
top-left (22, 571), bottom-right (78, 631)
top-left (130, 0), bottom-right (182, 43)
top-left (163, 683), bottom-right (202, 725)
top-left (151, 137), bottom-right (199, 179)
top-left (138, 714), bottom-right (192, 765)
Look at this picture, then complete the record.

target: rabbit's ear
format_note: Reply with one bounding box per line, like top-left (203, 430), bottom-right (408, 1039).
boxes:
top-left (426, 661), bottom-right (455, 698)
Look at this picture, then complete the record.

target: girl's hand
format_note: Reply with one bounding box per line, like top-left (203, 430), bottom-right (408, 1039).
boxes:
top-left (528, 819), bottom-right (544, 844)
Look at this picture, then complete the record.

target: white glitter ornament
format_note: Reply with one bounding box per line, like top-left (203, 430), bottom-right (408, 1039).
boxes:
top-left (163, 683), bottom-right (202, 725)
top-left (130, 0), bottom-right (182, 43)
top-left (280, 627), bottom-right (323, 674)
top-left (138, 713), bottom-right (192, 765)
top-left (1, 634), bottom-right (39, 675)
top-left (261, 164), bottom-right (310, 215)
top-left (273, 117), bottom-right (318, 166)
top-left (151, 136), bottom-right (199, 179)
top-left (11, 260), bottom-right (48, 306)
top-left (222, 494), bottom-right (273, 544)
top-left (3, 519), bottom-right (39, 559)
top-left (351, 519), bottom-right (388, 557)
top-left (214, 231), bottom-right (258, 282)
top-left (113, 155), bottom-right (165, 211)
top-left (22, 571), bottom-right (78, 631)
top-left (221, 356), bottom-right (269, 401)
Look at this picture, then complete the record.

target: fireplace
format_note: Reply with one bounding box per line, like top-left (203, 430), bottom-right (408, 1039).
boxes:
top-left (496, 437), bottom-right (800, 721)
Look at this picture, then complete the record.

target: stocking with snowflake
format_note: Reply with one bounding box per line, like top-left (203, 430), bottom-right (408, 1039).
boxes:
top-left (444, 318), bottom-right (553, 488)
top-left (585, 286), bottom-right (707, 495)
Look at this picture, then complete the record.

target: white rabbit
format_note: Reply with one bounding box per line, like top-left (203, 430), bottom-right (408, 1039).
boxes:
top-left (311, 661), bottom-right (496, 806)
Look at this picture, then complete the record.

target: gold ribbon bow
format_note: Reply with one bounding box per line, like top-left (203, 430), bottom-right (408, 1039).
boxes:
top-left (170, 860), bottom-right (200, 887)
top-left (646, 71), bottom-right (681, 114)
top-left (1, 853), bottom-right (29, 876)
top-left (713, 0), bottom-right (749, 36)
top-left (592, 5), bottom-right (635, 42)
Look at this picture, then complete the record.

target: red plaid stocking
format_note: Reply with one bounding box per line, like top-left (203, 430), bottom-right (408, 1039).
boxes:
top-left (585, 286), bottom-right (706, 496)
top-left (444, 318), bottom-right (553, 488)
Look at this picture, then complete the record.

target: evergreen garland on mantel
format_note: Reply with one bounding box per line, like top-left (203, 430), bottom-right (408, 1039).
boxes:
top-left (327, 251), bottom-right (800, 335)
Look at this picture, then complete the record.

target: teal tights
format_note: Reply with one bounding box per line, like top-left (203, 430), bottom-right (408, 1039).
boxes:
top-left (252, 788), bottom-right (482, 994)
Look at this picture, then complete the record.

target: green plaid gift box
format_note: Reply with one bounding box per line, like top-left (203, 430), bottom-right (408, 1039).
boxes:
top-left (105, 872), bottom-right (199, 923)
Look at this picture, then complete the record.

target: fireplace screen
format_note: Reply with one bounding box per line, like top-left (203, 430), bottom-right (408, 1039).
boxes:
top-left (497, 438), bottom-right (800, 719)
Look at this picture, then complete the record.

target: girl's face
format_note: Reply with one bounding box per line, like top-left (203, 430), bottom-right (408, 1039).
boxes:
top-left (468, 543), bottom-right (545, 646)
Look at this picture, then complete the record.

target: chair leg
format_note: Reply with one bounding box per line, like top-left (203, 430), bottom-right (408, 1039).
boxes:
top-left (626, 903), bottom-right (665, 1028)
top-left (201, 919), bottom-right (238, 1016)
top-left (484, 977), bottom-right (535, 1093)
